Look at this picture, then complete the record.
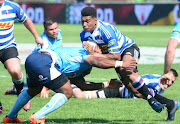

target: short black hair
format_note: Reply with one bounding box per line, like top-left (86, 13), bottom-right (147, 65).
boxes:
top-left (43, 17), bottom-right (57, 30)
top-left (170, 68), bottom-right (178, 77)
top-left (81, 7), bottom-right (97, 18)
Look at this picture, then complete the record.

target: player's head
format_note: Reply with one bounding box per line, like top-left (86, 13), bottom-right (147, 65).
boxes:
top-left (43, 17), bottom-right (58, 39)
top-left (166, 68), bottom-right (178, 88)
top-left (0, 0), bottom-right (4, 5)
top-left (81, 7), bottom-right (97, 33)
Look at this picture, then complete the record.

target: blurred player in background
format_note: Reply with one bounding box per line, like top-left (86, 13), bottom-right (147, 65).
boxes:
top-left (80, 6), bottom-right (164, 113)
top-left (0, 0), bottom-right (43, 113)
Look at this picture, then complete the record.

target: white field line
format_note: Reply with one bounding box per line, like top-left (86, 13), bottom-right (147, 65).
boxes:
top-left (17, 43), bottom-right (180, 65)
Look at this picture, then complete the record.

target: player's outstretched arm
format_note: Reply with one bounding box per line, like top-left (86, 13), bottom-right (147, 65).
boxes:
top-left (23, 17), bottom-right (43, 48)
top-left (85, 55), bottom-right (137, 69)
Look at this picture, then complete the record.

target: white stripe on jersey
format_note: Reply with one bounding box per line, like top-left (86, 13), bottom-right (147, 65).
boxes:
top-left (1, 5), bottom-right (13, 10)
top-left (99, 24), bottom-right (111, 39)
top-left (0, 13), bottom-right (16, 19)
top-left (1, 39), bottom-right (15, 49)
top-left (0, 33), bottom-right (13, 43)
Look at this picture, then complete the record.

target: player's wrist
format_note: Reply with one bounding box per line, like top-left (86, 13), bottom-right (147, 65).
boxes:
top-left (115, 61), bottom-right (123, 68)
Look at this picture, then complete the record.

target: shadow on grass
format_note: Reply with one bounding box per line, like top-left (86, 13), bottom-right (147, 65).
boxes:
top-left (46, 118), bottom-right (134, 124)
top-left (19, 118), bottom-right (165, 124)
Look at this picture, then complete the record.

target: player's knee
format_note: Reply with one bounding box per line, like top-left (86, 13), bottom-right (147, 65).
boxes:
top-left (65, 90), bottom-right (73, 99)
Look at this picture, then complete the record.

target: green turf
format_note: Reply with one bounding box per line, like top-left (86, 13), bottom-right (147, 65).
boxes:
top-left (0, 24), bottom-right (180, 123)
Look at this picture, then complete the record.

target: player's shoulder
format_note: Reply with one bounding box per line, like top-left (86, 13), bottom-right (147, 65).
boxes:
top-left (141, 74), bottom-right (161, 79)
top-left (4, 0), bottom-right (20, 8)
top-left (80, 29), bottom-right (86, 36)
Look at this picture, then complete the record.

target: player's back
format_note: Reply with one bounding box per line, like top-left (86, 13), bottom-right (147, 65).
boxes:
top-left (51, 47), bottom-right (91, 76)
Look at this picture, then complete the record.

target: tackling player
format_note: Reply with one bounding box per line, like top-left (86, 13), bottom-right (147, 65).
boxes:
top-left (80, 7), bottom-right (164, 113)
top-left (3, 46), bottom-right (136, 123)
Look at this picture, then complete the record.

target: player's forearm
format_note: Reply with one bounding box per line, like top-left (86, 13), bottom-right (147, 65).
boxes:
top-left (102, 53), bottom-right (120, 60)
top-left (164, 52), bottom-right (174, 74)
top-left (164, 38), bottom-right (178, 73)
top-left (23, 17), bottom-right (40, 39)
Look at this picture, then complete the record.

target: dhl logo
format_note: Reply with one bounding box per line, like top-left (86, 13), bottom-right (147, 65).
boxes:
top-left (0, 21), bottom-right (13, 29)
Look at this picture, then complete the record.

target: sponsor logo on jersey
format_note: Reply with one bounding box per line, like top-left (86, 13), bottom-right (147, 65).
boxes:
top-left (101, 45), bottom-right (107, 50)
top-left (38, 75), bottom-right (48, 81)
top-left (98, 36), bottom-right (102, 40)
top-left (70, 72), bottom-right (76, 78)
top-left (0, 21), bottom-right (13, 29)
top-left (108, 39), bottom-right (116, 47)
top-left (6, 10), bottom-right (10, 15)
top-left (20, 9), bottom-right (23, 15)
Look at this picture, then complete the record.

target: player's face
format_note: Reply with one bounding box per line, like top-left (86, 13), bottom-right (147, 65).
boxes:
top-left (0, 0), bottom-right (4, 5)
top-left (81, 16), bottom-right (97, 33)
top-left (166, 72), bottom-right (177, 88)
top-left (45, 22), bottom-right (58, 39)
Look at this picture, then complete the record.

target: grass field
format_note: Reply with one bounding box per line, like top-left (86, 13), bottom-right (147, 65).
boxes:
top-left (0, 24), bottom-right (180, 124)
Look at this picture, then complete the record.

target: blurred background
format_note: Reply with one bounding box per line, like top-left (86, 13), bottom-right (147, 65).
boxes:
top-left (12, 0), bottom-right (179, 25)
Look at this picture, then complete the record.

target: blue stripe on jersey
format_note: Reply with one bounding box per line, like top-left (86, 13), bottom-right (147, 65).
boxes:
top-left (0, 32), bottom-right (12, 38)
top-left (99, 24), bottom-right (111, 39)
top-left (0, 35), bottom-right (14, 46)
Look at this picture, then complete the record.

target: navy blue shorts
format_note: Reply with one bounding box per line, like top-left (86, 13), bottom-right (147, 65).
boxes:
top-left (25, 52), bottom-right (68, 89)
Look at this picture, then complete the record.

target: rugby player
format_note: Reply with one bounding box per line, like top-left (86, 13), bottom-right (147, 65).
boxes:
top-left (0, 0), bottom-right (43, 113)
top-left (72, 69), bottom-right (180, 121)
top-left (80, 7), bottom-right (164, 113)
top-left (32, 17), bottom-right (63, 53)
top-left (5, 17), bottom-right (63, 98)
top-left (3, 46), bottom-right (136, 123)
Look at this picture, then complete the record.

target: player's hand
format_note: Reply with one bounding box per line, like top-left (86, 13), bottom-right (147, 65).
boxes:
top-left (159, 74), bottom-right (172, 89)
top-left (122, 57), bottom-right (137, 69)
top-left (104, 79), bottom-right (123, 89)
top-left (35, 36), bottom-right (44, 49)
top-left (133, 92), bottom-right (145, 99)
top-left (83, 41), bottom-right (102, 55)
top-left (39, 87), bottom-right (49, 98)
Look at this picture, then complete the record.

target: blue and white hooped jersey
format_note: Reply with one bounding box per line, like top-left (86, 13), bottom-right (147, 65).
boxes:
top-left (170, 22), bottom-right (180, 43)
top-left (46, 47), bottom-right (91, 78)
top-left (80, 20), bottom-right (135, 54)
top-left (0, 0), bottom-right (27, 50)
top-left (122, 74), bottom-right (164, 98)
top-left (32, 29), bottom-right (63, 53)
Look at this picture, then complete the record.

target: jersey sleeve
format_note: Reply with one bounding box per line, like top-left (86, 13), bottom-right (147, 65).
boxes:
top-left (13, 3), bottom-right (27, 23)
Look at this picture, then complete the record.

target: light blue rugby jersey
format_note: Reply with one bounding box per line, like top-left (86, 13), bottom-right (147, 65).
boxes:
top-left (122, 74), bottom-right (164, 98)
top-left (0, 0), bottom-right (27, 50)
top-left (170, 22), bottom-right (180, 42)
top-left (80, 20), bottom-right (134, 54)
top-left (46, 47), bottom-right (91, 78)
top-left (32, 29), bottom-right (63, 53)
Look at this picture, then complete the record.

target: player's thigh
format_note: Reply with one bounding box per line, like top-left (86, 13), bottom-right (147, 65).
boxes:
top-left (1, 47), bottom-right (21, 74)
top-left (4, 58), bottom-right (21, 73)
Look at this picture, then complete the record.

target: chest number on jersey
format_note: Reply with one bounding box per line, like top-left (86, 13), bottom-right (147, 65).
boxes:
top-left (0, 21), bottom-right (13, 29)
